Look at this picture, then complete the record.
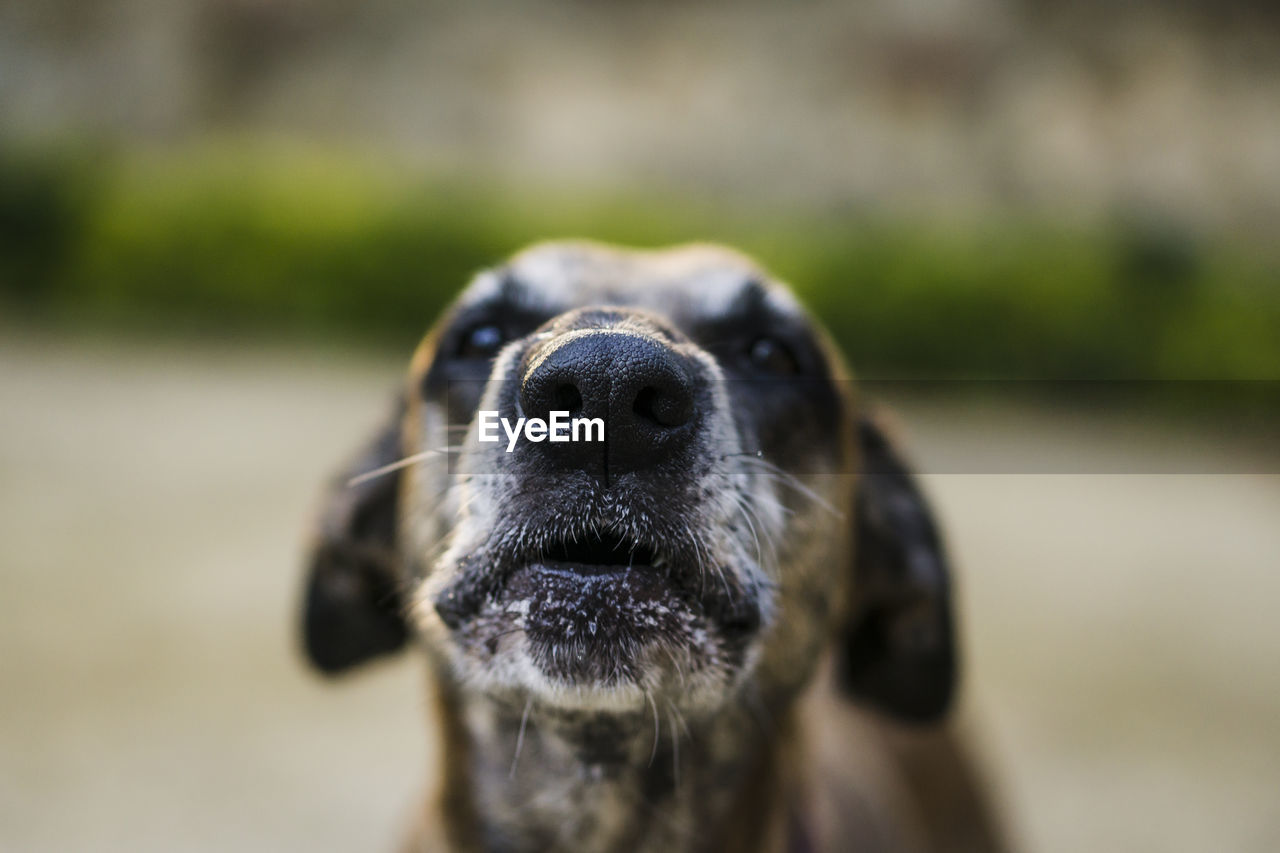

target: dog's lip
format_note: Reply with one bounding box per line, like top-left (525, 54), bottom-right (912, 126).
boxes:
top-left (434, 525), bottom-right (763, 639)
top-left (530, 530), bottom-right (663, 576)
top-left (496, 528), bottom-right (698, 614)
top-left (527, 560), bottom-right (654, 578)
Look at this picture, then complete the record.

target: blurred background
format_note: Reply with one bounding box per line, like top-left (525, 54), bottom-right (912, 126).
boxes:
top-left (1, 0), bottom-right (1278, 850)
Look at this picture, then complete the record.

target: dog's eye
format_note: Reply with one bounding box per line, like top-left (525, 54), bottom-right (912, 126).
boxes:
top-left (746, 337), bottom-right (798, 375)
top-left (457, 323), bottom-right (506, 359)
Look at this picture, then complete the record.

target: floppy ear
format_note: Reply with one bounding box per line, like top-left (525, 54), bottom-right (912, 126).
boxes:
top-left (301, 396), bottom-right (410, 675)
top-left (837, 412), bottom-right (957, 723)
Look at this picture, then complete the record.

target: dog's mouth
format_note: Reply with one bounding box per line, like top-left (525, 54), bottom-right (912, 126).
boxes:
top-left (433, 522), bottom-right (763, 694)
top-left (500, 526), bottom-right (693, 636)
top-left (532, 530), bottom-right (662, 576)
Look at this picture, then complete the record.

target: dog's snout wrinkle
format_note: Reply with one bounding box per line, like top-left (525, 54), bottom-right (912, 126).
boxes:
top-left (519, 328), bottom-right (697, 478)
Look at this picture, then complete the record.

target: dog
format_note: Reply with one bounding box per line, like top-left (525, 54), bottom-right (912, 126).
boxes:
top-left (300, 241), bottom-right (1006, 852)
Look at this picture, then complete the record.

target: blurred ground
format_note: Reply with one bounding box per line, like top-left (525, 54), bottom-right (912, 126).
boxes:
top-left (2, 331), bottom-right (1278, 852)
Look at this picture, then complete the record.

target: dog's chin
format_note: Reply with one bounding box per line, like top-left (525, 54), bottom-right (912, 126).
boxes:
top-left (431, 533), bottom-right (763, 712)
top-left (502, 561), bottom-right (697, 687)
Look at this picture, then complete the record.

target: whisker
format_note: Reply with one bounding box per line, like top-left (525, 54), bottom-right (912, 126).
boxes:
top-left (725, 452), bottom-right (841, 517)
top-left (665, 699), bottom-right (690, 792)
top-left (509, 697), bottom-right (533, 779)
top-left (346, 449), bottom-right (443, 486)
top-left (731, 490), bottom-right (781, 572)
top-left (729, 492), bottom-right (764, 567)
top-left (646, 691), bottom-right (661, 768)
top-left (682, 521), bottom-right (710, 599)
top-left (668, 708), bottom-right (680, 791)
top-left (668, 700), bottom-right (690, 739)
top-left (713, 562), bottom-right (734, 604)
top-left (684, 515), bottom-right (734, 603)
top-left (661, 645), bottom-right (687, 688)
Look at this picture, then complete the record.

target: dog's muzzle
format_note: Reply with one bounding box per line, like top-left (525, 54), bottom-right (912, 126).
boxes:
top-left (430, 308), bottom-right (766, 700)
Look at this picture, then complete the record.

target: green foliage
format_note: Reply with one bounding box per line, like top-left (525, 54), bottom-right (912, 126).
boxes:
top-left (3, 146), bottom-right (1278, 379)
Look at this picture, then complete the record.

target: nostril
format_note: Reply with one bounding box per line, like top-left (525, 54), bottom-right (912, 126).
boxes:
top-left (553, 383), bottom-right (583, 414)
top-left (633, 385), bottom-right (693, 428)
top-left (633, 387), bottom-right (657, 422)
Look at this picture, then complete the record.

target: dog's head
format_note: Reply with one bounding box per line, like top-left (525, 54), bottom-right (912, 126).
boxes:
top-left (301, 241), bottom-right (955, 725)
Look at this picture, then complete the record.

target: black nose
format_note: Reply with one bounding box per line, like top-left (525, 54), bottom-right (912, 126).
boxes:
top-left (519, 330), bottom-right (696, 477)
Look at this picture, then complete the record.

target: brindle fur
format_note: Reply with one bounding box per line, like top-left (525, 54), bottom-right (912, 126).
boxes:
top-left (301, 241), bottom-right (1006, 852)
